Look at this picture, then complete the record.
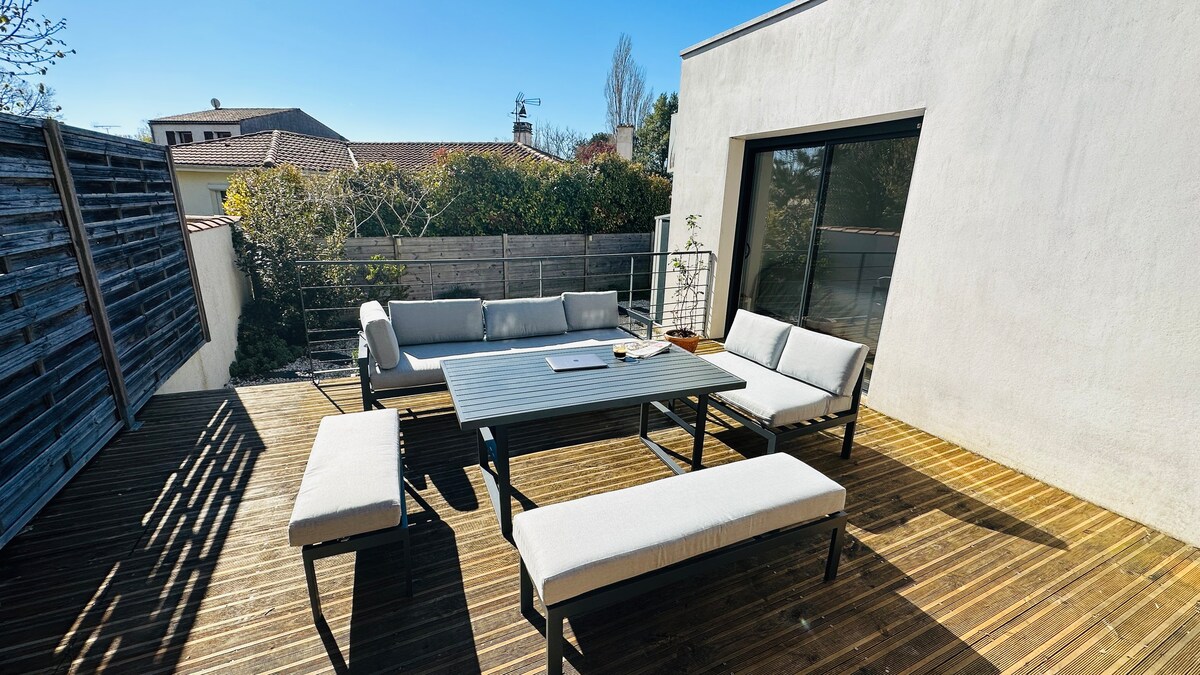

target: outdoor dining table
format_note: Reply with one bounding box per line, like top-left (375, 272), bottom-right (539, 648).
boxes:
top-left (441, 342), bottom-right (746, 540)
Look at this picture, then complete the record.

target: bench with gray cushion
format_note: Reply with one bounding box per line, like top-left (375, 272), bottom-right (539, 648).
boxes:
top-left (357, 291), bottom-right (651, 410)
top-left (699, 310), bottom-right (869, 458)
top-left (288, 408), bottom-right (411, 623)
top-left (513, 453), bottom-right (847, 675)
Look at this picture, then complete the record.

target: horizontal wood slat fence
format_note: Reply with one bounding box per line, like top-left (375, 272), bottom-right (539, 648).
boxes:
top-left (0, 113), bottom-right (207, 549)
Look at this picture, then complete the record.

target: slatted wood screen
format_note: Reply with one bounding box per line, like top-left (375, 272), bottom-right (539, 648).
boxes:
top-left (0, 114), bottom-right (207, 549)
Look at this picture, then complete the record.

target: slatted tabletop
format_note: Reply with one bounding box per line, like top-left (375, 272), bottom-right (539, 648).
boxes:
top-left (442, 344), bottom-right (745, 430)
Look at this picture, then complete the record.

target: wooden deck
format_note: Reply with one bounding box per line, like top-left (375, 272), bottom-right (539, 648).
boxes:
top-left (2, 342), bottom-right (1199, 674)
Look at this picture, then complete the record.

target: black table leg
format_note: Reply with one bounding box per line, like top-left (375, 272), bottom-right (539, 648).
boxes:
top-left (692, 394), bottom-right (709, 471)
top-left (478, 425), bottom-right (514, 542)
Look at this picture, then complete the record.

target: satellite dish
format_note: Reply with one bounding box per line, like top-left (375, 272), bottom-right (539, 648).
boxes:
top-left (210, 98), bottom-right (221, 109)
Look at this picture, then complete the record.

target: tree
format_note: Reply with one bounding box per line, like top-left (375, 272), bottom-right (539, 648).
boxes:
top-left (532, 121), bottom-right (586, 160)
top-left (0, 0), bottom-right (73, 115)
top-left (633, 92), bottom-right (677, 176)
top-left (574, 131), bottom-right (615, 163)
top-left (604, 33), bottom-right (652, 132)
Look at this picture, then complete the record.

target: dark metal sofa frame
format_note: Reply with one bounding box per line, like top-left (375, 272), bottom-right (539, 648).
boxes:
top-left (357, 305), bottom-right (656, 411)
top-left (519, 510), bottom-right (848, 675)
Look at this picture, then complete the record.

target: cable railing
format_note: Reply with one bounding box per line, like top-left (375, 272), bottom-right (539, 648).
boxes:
top-left (295, 250), bottom-right (714, 380)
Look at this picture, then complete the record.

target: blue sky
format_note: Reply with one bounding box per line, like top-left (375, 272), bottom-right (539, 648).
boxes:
top-left (45, 1), bottom-right (782, 141)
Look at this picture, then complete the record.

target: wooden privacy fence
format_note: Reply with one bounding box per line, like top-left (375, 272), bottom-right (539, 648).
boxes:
top-left (0, 114), bottom-right (207, 549)
top-left (343, 233), bottom-right (652, 299)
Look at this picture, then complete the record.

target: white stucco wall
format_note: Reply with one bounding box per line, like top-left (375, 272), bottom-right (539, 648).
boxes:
top-left (151, 123), bottom-right (240, 145)
top-left (175, 169), bottom-right (233, 216)
top-left (672, 1), bottom-right (1200, 543)
top-left (159, 224), bottom-right (249, 394)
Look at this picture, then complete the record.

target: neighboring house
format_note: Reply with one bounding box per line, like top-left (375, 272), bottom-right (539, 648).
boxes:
top-left (168, 129), bottom-right (562, 215)
top-left (670, 1), bottom-right (1200, 545)
top-left (148, 106), bottom-right (345, 146)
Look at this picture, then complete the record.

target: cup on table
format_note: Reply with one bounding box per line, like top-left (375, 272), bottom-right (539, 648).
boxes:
top-left (613, 343), bottom-right (627, 360)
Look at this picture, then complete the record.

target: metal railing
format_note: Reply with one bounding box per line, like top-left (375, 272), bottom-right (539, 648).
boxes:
top-left (296, 250), bottom-right (714, 380)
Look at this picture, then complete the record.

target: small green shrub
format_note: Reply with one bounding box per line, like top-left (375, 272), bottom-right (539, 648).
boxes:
top-left (229, 299), bottom-right (305, 378)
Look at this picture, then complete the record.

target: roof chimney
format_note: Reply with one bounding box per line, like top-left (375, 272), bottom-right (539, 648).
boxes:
top-left (513, 120), bottom-right (533, 145)
top-left (615, 124), bottom-right (634, 160)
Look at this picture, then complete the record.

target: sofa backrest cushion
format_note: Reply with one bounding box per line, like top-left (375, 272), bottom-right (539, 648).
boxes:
top-left (562, 291), bottom-right (619, 331)
top-left (360, 301), bottom-right (401, 370)
top-left (388, 299), bottom-right (484, 346)
top-left (484, 297), bottom-right (569, 341)
top-left (775, 326), bottom-right (869, 396)
top-left (723, 310), bottom-right (792, 369)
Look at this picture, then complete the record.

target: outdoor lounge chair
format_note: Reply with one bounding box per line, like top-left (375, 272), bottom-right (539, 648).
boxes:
top-left (696, 310), bottom-right (869, 458)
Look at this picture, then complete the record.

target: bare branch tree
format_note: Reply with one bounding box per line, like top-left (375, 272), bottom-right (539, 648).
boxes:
top-left (0, 1), bottom-right (73, 78)
top-left (0, 72), bottom-right (58, 116)
top-left (604, 33), bottom-right (652, 132)
top-left (532, 121), bottom-right (586, 159)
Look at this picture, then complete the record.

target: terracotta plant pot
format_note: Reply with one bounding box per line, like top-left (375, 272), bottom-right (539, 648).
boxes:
top-left (665, 330), bottom-right (701, 353)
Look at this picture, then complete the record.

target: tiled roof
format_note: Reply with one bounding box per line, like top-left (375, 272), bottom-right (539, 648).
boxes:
top-left (149, 108), bottom-right (296, 123)
top-left (169, 131), bottom-right (562, 172)
top-left (185, 215), bottom-right (240, 233)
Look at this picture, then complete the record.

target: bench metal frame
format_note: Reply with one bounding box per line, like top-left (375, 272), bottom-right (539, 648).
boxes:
top-left (357, 306), bottom-right (656, 411)
top-left (696, 366), bottom-right (865, 459)
top-left (301, 521), bottom-right (412, 623)
top-left (520, 510), bottom-right (848, 675)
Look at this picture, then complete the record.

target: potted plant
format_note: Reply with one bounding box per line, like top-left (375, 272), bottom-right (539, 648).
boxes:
top-left (665, 214), bottom-right (705, 353)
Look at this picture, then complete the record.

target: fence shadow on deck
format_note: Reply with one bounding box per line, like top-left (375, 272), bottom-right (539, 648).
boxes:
top-left (0, 390), bottom-right (264, 673)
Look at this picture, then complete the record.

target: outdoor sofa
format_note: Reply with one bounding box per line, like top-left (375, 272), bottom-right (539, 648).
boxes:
top-left (695, 309), bottom-right (869, 458)
top-left (357, 292), bottom-right (652, 410)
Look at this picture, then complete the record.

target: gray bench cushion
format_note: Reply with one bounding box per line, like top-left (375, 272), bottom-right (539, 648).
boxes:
top-left (484, 297), bottom-right (569, 340)
top-left (702, 351), bottom-right (852, 426)
top-left (513, 453), bottom-right (846, 606)
top-left (775, 326), bottom-right (869, 396)
top-left (389, 299), bottom-right (485, 346)
top-left (288, 409), bottom-right (402, 546)
top-left (723, 309), bottom-right (792, 369)
top-left (562, 291), bottom-right (619, 331)
top-left (368, 328), bottom-right (631, 390)
top-left (360, 301), bottom-right (401, 370)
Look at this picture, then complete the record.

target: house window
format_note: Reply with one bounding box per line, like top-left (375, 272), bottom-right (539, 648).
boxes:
top-left (209, 187), bottom-right (228, 214)
top-left (203, 131), bottom-right (232, 140)
top-left (730, 118), bottom-right (922, 389)
top-left (165, 130), bottom-right (193, 145)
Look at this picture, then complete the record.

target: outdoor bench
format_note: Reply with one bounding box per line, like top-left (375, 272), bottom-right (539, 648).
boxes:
top-left (513, 453), bottom-right (848, 675)
top-left (696, 309), bottom-right (869, 458)
top-left (357, 291), bottom-right (654, 410)
top-left (287, 408), bottom-right (411, 623)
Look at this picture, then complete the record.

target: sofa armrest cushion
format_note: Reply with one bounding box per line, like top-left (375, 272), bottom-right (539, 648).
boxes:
top-left (562, 291), bottom-right (619, 331)
top-left (360, 301), bottom-right (401, 370)
top-left (388, 299), bottom-right (485, 346)
top-left (484, 297), bottom-right (569, 340)
top-left (723, 309), bottom-right (792, 369)
top-left (776, 326), bottom-right (869, 396)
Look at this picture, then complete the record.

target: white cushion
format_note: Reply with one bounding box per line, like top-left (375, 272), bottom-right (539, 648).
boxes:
top-left (484, 297), bottom-right (568, 340)
top-left (288, 409), bottom-right (402, 546)
top-left (513, 453), bottom-right (846, 606)
top-left (368, 328), bottom-right (631, 389)
top-left (776, 327), bottom-right (869, 396)
top-left (703, 351), bottom-right (850, 426)
top-left (562, 291), bottom-right (619, 331)
top-left (389, 299), bottom-right (484, 345)
top-left (360, 301), bottom-right (401, 370)
top-left (723, 310), bottom-right (792, 369)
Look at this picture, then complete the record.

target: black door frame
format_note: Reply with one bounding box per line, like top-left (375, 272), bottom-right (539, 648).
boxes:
top-left (725, 117), bottom-right (923, 335)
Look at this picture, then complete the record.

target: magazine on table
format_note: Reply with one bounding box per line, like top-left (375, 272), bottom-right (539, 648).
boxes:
top-left (627, 340), bottom-right (671, 359)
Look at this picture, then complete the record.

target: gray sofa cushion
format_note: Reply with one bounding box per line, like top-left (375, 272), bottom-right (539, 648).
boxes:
top-left (513, 453), bottom-right (846, 606)
top-left (389, 299), bottom-right (484, 346)
top-left (776, 326), bottom-right (869, 396)
top-left (288, 409), bottom-right (402, 546)
top-left (360, 301), bottom-right (401, 370)
top-left (702, 351), bottom-right (850, 426)
top-left (562, 291), bottom-right (619, 331)
top-left (723, 310), bottom-right (792, 369)
top-left (484, 297), bottom-right (568, 340)
top-left (368, 328), bottom-right (630, 390)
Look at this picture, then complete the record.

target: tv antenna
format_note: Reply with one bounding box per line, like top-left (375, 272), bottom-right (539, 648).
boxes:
top-left (92, 124), bottom-right (120, 133)
top-left (512, 91), bottom-right (540, 120)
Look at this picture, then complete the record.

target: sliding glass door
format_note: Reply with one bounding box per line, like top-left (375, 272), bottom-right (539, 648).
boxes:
top-left (732, 119), bottom-right (921, 388)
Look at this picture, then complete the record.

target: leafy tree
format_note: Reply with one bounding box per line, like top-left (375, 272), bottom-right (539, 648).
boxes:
top-left (633, 92), bottom-right (677, 176)
top-left (0, 0), bottom-right (73, 115)
top-left (575, 132), bottom-right (615, 163)
top-left (604, 33), bottom-right (652, 131)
